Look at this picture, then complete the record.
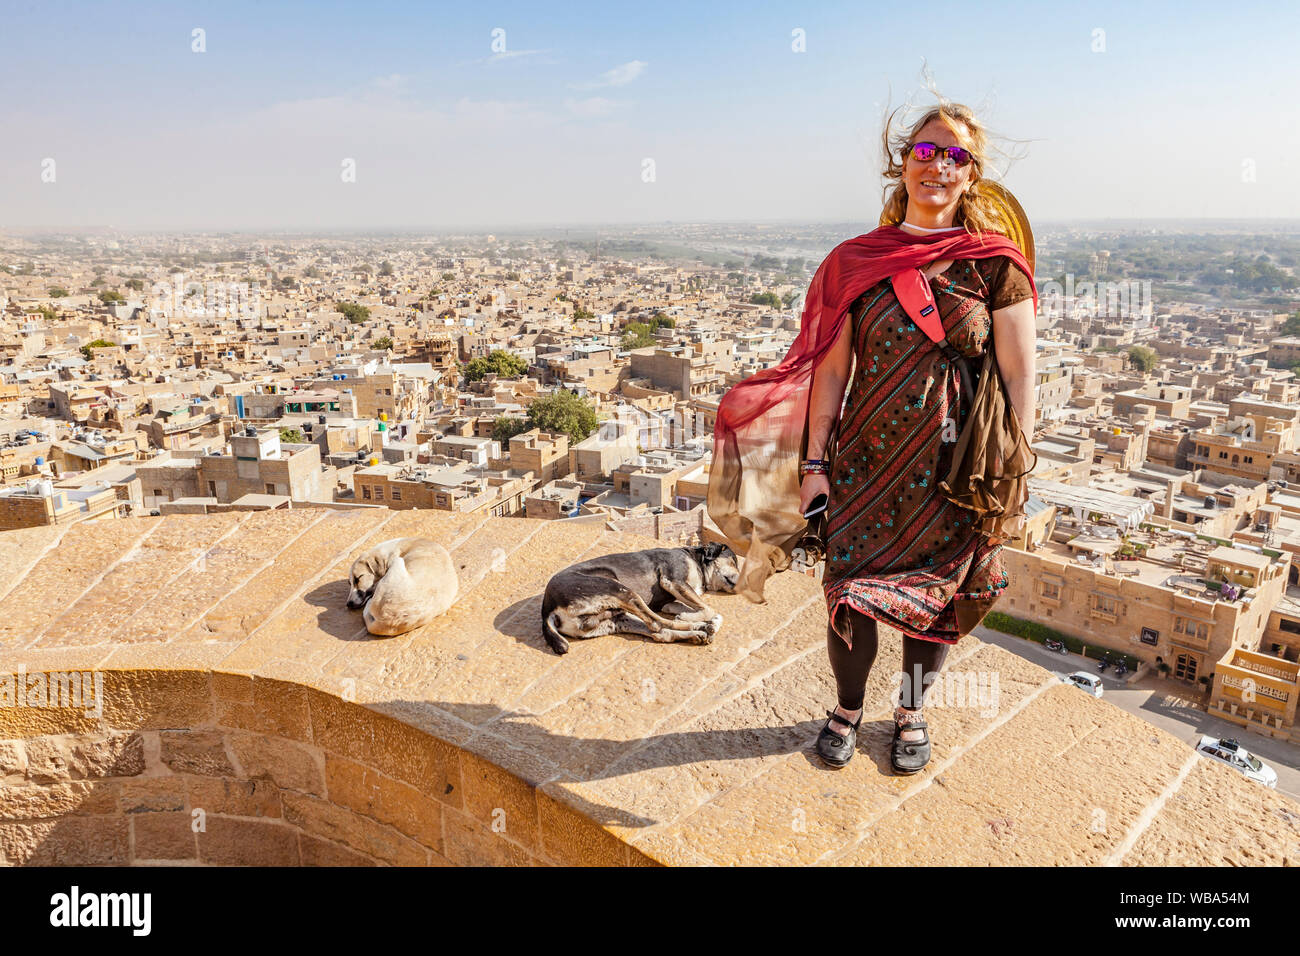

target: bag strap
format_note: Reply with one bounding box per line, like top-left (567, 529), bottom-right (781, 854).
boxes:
top-left (890, 267), bottom-right (943, 342)
top-left (890, 267), bottom-right (974, 406)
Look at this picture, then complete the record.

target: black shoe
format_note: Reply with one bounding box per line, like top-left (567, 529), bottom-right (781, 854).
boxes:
top-left (816, 708), bottom-right (862, 768)
top-left (891, 710), bottom-right (931, 775)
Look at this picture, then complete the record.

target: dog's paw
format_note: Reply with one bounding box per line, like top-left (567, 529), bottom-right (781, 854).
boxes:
top-left (690, 628), bottom-right (714, 645)
top-left (704, 613), bottom-right (723, 635)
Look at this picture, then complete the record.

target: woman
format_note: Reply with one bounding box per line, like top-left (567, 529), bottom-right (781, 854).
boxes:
top-left (706, 100), bottom-right (1039, 774)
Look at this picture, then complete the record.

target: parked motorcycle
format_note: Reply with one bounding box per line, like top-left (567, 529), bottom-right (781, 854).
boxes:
top-left (1044, 638), bottom-right (1068, 654)
top-left (1097, 654), bottom-right (1111, 672)
top-left (1114, 660), bottom-right (1129, 677)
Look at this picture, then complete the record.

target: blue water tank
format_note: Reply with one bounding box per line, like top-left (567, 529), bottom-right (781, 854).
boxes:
top-left (35, 456), bottom-right (44, 465)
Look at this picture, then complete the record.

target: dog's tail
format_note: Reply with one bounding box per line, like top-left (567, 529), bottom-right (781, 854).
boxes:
top-left (542, 609), bottom-right (570, 655)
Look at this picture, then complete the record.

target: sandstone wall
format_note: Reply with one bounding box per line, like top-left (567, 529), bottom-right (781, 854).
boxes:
top-left (0, 670), bottom-right (655, 866)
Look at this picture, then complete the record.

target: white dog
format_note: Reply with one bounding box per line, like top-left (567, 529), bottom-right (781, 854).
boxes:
top-left (346, 537), bottom-right (458, 636)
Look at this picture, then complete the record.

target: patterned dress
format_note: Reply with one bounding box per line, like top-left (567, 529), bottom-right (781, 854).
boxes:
top-left (822, 254), bottom-right (1035, 648)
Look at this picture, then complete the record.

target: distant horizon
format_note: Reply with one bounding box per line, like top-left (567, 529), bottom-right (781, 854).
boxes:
top-left (5, 216), bottom-right (1300, 238)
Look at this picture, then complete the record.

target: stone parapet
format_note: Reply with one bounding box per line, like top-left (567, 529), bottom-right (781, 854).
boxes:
top-left (0, 510), bottom-right (1296, 865)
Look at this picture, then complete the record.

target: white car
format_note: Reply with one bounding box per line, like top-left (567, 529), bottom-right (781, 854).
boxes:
top-left (1195, 735), bottom-right (1278, 788)
top-left (1061, 671), bottom-right (1103, 697)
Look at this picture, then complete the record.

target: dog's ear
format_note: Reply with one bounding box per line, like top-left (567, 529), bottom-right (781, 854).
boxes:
top-left (352, 553), bottom-right (381, 589)
top-left (703, 541), bottom-right (724, 561)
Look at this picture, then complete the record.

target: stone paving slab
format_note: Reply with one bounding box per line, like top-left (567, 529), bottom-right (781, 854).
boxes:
top-left (2, 512), bottom-right (1296, 866)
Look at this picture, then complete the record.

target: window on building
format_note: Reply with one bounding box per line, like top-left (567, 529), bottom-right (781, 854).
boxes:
top-left (1040, 582), bottom-right (1061, 600)
top-left (207, 481), bottom-right (216, 496)
top-left (265, 483), bottom-right (275, 494)
top-left (1279, 618), bottom-right (1300, 635)
top-left (391, 487), bottom-right (401, 500)
top-left (1092, 595), bottom-right (1118, 616)
top-left (361, 486), bottom-right (371, 499)
top-left (374, 486), bottom-right (384, 499)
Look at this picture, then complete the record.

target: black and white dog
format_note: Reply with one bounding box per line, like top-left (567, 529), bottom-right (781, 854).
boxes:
top-left (541, 542), bottom-right (740, 654)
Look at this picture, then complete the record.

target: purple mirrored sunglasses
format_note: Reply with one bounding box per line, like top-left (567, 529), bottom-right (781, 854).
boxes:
top-left (908, 141), bottom-right (974, 167)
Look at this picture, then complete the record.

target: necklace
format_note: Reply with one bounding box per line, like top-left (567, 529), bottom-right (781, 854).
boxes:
top-left (898, 221), bottom-right (964, 234)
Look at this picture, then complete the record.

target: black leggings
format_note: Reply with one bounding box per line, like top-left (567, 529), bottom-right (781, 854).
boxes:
top-left (827, 606), bottom-right (951, 711)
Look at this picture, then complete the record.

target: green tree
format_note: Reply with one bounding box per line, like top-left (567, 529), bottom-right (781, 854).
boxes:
top-left (491, 416), bottom-right (531, 444)
top-left (335, 302), bottom-right (371, 323)
top-left (279, 427), bottom-right (305, 444)
top-left (29, 305), bottom-right (57, 322)
top-left (373, 336), bottom-right (394, 351)
top-left (572, 305), bottom-right (595, 321)
top-left (622, 321), bottom-right (655, 350)
top-left (47, 286), bottom-right (69, 298)
top-left (749, 291), bottom-right (781, 308)
top-left (379, 260), bottom-right (394, 277)
top-left (1280, 311), bottom-right (1300, 338)
top-left (523, 390), bottom-right (600, 444)
top-left (441, 271), bottom-right (456, 281)
top-left (97, 289), bottom-right (126, 304)
top-left (464, 349), bottom-right (528, 382)
top-left (1127, 345), bottom-right (1158, 373)
top-left (80, 338), bottom-right (115, 360)
top-left (124, 278), bottom-right (145, 292)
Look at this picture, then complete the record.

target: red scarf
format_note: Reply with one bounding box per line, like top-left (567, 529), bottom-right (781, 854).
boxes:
top-left (707, 223), bottom-right (1038, 602)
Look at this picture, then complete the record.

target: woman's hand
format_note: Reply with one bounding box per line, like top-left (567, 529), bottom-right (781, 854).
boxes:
top-left (800, 473), bottom-right (830, 517)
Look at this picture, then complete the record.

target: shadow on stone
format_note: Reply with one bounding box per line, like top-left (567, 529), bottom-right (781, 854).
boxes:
top-left (301, 581), bottom-right (386, 643)
top-left (392, 697), bottom-right (833, 828)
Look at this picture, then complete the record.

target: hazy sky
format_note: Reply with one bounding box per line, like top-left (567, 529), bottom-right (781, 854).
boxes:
top-left (2, 0), bottom-right (1297, 230)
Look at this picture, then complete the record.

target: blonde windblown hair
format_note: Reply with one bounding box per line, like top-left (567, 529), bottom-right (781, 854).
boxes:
top-left (878, 96), bottom-right (1021, 238)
